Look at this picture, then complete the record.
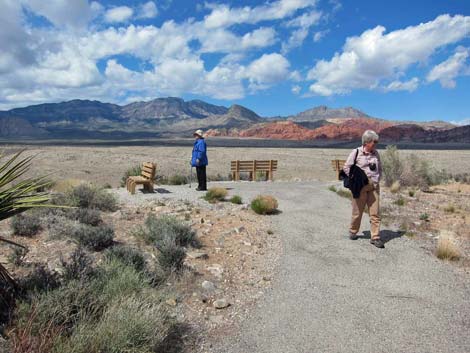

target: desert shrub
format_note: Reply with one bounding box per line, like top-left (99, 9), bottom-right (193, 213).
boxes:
top-left (104, 246), bottom-right (146, 272)
top-left (61, 248), bottom-right (94, 282)
top-left (382, 145), bottom-right (403, 187)
top-left (67, 184), bottom-right (118, 212)
top-left (18, 265), bottom-right (60, 295)
top-left (390, 181), bottom-right (401, 194)
top-left (47, 217), bottom-right (76, 240)
top-left (251, 195), bottom-right (278, 215)
top-left (168, 174), bottom-right (188, 185)
top-left (394, 197), bottom-right (406, 206)
top-left (328, 185), bottom-right (337, 192)
top-left (453, 172), bottom-right (470, 184)
top-left (136, 214), bottom-right (197, 248)
top-left (8, 247), bottom-right (28, 267)
top-left (408, 189), bottom-right (415, 197)
top-left (120, 165), bottom-right (142, 187)
top-left (157, 238), bottom-right (186, 271)
top-left (336, 188), bottom-right (352, 199)
top-left (71, 224), bottom-right (114, 251)
top-left (443, 204), bottom-right (456, 213)
top-left (230, 195), bottom-right (243, 204)
top-left (382, 146), bottom-right (450, 188)
top-left (207, 173), bottom-right (231, 182)
top-left (56, 294), bottom-right (171, 353)
top-left (11, 212), bottom-right (42, 237)
top-left (419, 213), bottom-right (430, 221)
top-left (436, 231), bottom-right (460, 261)
top-left (204, 187), bottom-right (228, 203)
top-left (74, 208), bottom-right (102, 226)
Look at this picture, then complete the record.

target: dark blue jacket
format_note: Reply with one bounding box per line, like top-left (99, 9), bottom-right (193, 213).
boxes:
top-left (191, 138), bottom-right (208, 167)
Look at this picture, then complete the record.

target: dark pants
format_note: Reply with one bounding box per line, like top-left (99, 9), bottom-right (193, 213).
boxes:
top-left (196, 166), bottom-right (207, 190)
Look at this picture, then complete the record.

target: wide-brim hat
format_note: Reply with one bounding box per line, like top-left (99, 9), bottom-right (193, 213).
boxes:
top-left (193, 129), bottom-right (204, 137)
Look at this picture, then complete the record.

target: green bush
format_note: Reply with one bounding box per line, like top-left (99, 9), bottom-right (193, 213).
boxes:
top-left (328, 185), bottom-right (337, 192)
top-left (61, 247), bottom-right (94, 282)
top-left (67, 184), bottom-right (118, 212)
top-left (136, 214), bottom-right (197, 248)
top-left (419, 213), bottom-right (430, 221)
top-left (18, 265), bottom-right (60, 295)
top-left (382, 145), bottom-right (403, 187)
top-left (120, 165), bottom-right (142, 187)
top-left (167, 174), bottom-right (188, 185)
top-left (71, 224), bottom-right (115, 251)
top-left (204, 187), bottom-right (228, 203)
top-left (8, 247), bottom-right (28, 267)
top-left (157, 238), bottom-right (186, 271)
top-left (394, 197), bottom-right (406, 206)
top-left (104, 246), bottom-right (146, 272)
top-left (230, 195), bottom-right (243, 204)
top-left (336, 188), bottom-right (352, 199)
top-left (251, 195), bottom-right (278, 215)
top-left (11, 212), bottom-right (42, 237)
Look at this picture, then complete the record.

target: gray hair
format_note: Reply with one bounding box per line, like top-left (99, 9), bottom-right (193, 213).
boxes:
top-left (362, 130), bottom-right (379, 145)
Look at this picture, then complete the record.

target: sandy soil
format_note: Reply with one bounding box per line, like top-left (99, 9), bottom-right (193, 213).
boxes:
top-left (2, 144), bottom-right (470, 186)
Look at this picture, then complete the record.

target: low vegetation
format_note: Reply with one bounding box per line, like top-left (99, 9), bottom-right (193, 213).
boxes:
top-left (204, 187), bottom-right (228, 203)
top-left (382, 145), bottom-right (450, 189)
top-left (10, 212), bottom-right (42, 237)
top-left (251, 195), bottom-right (278, 215)
top-left (120, 164), bottom-right (142, 187)
top-left (436, 231), bottom-right (461, 261)
top-left (230, 195), bottom-right (243, 204)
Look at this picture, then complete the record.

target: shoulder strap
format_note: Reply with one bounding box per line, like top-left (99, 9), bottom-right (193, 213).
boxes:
top-left (353, 149), bottom-right (359, 166)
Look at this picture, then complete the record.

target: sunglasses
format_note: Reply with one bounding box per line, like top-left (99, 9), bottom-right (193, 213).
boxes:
top-left (371, 140), bottom-right (379, 144)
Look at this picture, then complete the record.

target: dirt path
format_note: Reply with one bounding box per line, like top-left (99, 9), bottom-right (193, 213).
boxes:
top-left (118, 181), bottom-right (470, 353)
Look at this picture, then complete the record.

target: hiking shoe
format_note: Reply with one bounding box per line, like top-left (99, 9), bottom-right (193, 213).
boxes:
top-left (349, 233), bottom-right (359, 240)
top-left (370, 239), bottom-right (385, 248)
top-left (196, 188), bottom-right (207, 191)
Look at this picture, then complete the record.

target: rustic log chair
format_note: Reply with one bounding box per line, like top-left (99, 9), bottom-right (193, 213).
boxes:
top-left (331, 159), bottom-right (346, 180)
top-left (230, 160), bottom-right (278, 181)
top-left (126, 162), bottom-right (157, 194)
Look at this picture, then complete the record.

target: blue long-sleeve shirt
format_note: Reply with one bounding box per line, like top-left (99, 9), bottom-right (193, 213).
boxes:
top-left (191, 138), bottom-right (208, 167)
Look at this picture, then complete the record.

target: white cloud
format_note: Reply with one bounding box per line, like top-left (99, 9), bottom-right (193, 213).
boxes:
top-left (23, 0), bottom-right (97, 28)
top-left (313, 30), bottom-right (329, 42)
top-left (245, 53), bottom-right (291, 88)
top-left (427, 46), bottom-right (470, 88)
top-left (204, 0), bottom-right (317, 28)
top-left (104, 6), bottom-right (134, 23)
top-left (307, 14), bottom-right (470, 95)
top-left (137, 1), bottom-right (158, 19)
top-left (291, 85), bottom-right (301, 94)
top-left (450, 118), bottom-right (470, 126)
top-left (383, 77), bottom-right (419, 92)
top-left (282, 10), bottom-right (322, 53)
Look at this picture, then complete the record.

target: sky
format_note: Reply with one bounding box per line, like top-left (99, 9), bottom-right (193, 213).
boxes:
top-left (1, 0), bottom-right (469, 123)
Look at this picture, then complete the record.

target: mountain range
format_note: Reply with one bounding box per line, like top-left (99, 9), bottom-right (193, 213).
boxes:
top-left (0, 97), bottom-right (468, 143)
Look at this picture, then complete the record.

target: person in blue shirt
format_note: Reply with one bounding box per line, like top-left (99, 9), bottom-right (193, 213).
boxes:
top-left (191, 129), bottom-right (208, 191)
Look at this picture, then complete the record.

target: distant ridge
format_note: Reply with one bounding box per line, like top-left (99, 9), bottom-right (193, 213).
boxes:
top-left (0, 97), bottom-right (467, 143)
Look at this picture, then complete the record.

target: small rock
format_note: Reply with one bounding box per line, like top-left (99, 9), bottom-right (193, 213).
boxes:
top-left (234, 226), bottom-right (245, 234)
top-left (165, 298), bottom-right (177, 307)
top-left (213, 298), bottom-right (230, 309)
top-left (207, 264), bottom-right (224, 277)
top-left (200, 218), bottom-right (205, 224)
top-left (202, 280), bottom-right (216, 291)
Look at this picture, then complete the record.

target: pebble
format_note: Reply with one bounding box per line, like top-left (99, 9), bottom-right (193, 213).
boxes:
top-left (213, 298), bottom-right (230, 309)
top-left (207, 264), bottom-right (224, 277)
top-left (165, 298), bottom-right (177, 307)
top-left (234, 226), bottom-right (246, 234)
top-left (202, 280), bottom-right (216, 291)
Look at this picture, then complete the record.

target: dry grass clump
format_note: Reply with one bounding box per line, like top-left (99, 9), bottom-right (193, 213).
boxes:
top-left (390, 181), bottom-right (401, 194)
top-left (251, 195), bottom-right (278, 215)
top-left (204, 187), bottom-right (228, 203)
top-left (436, 231), bottom-right (461, 261)
top-left (443, 204), bottom-right (456, 213)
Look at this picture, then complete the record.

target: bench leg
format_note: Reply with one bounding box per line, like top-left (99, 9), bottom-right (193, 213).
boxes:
top-left (131, 181), bottom-right (136, 194)
top-left (249, 171), bottom-right (253, 181)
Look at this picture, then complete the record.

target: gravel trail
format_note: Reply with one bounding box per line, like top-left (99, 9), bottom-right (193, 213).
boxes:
top-left (116, 181), bottom-right (470, 353)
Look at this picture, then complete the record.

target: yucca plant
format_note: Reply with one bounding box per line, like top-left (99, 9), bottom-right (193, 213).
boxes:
top-left (0, 151), bottom-right (52, 288)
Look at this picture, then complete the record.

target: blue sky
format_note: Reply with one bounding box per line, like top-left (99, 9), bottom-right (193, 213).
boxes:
top-left (1, 0), bottom-right (469, 123)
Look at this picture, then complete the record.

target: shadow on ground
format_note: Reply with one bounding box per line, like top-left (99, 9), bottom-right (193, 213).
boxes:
top-left (361, 230), bottom-right (405, 243)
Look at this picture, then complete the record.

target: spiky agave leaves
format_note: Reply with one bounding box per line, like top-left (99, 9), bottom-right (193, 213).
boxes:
top-left (0, 150), bottom-right (52, 288)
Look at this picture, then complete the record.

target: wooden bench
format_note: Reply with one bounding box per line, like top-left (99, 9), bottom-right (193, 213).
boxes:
top-left (230, 160), bottom-right (278, 181)
top-left (331, 159), bottom-right (346, 180)
top-left (126, 162), bottom-right (156, 194)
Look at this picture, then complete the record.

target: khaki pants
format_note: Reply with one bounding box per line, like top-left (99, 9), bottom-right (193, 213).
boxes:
top-left (350, 183), bottom-right (380, 240)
